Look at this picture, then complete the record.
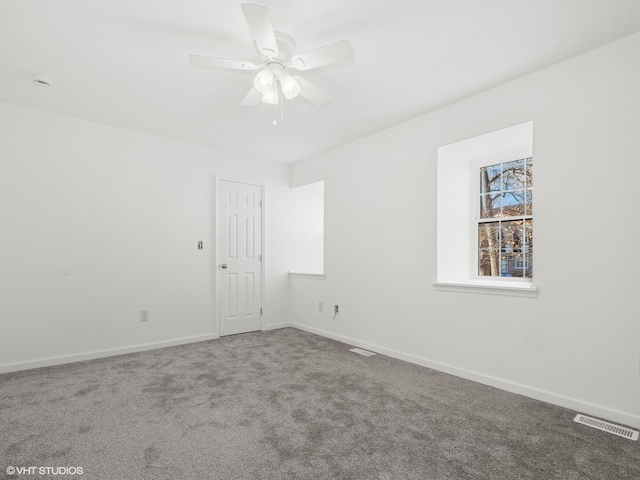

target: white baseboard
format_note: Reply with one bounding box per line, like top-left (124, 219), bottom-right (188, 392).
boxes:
top-left (262, 322), bottom-right (293, 331)
top-left (4, 322), bottom-right (638, 431)
top-left (1, 325), bottom-right (293, 374)
top-left (289, 322), bottom-right (640, 430)
top-left (0, 333), bottom-right (218, 375)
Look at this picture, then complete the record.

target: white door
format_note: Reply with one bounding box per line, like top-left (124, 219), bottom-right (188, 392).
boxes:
top-left (218, 180), bottom-right (263, 336)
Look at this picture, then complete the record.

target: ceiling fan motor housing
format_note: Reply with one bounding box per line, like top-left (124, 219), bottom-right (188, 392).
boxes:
top-left (189, 4), bottom-right (354, 109)
top-left (258, 32), bottom-right (296, 63)
top-left (254, 33), bottom-right (298, 98)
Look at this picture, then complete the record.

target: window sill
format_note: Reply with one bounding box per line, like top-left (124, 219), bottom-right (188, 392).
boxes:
top-left (288, 272), bottom-right (326, 280)
top-left (433, 281), bottom-right (537, 298)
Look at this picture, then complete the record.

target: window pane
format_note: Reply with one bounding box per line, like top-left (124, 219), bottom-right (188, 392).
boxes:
top-left (478, 222), bottom-right (500, 276)
top-left (502, 159), bottom-right (526, 191)
top-left (524, 253), bottom-right (533, 278)
top-left (480, 164), bottom-right (502, 193)
top-left (508, 253), bottom-right (525, 277)
top-left (502, 220), bottom-right (524, 253)
top-left (503, 190), bottom-right (525, 216)
top-left (477, 158), bottom-right (533, 280)
top-left (500, 220), bottom-right (523, 277)
top-left (524, 219), bottom-right (533, 254)
top-left (479, 249), bottom-right (500, 276)
top-left (478, 222), bottom-right (500, 248)
top-left (480, 193), bottom-right (501, 218)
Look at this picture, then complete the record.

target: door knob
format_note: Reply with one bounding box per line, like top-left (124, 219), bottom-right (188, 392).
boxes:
top-left (221, 263), bottom-right (228, 269)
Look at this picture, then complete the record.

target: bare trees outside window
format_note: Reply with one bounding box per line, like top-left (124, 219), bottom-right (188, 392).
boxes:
top-left (478, 157), bottom-right (533, 278)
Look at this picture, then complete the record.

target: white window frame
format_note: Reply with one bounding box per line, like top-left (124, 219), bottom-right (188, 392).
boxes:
top-left (471, 151), bottom-right (533, 284)
top-left (434, 121), bottom-right (537, 297)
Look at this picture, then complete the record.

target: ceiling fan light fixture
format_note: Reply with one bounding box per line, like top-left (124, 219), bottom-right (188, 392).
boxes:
top-left (253, 69), bottom-right (274, 93)
top-left (280, 75), bottom-right (301, 99)
top-left (262, 89), bottom-right (279, 105)
top-left (189, 4), bottom-right (354, 119)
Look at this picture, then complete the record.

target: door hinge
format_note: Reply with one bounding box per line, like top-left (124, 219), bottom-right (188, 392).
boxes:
top-left (259, 254), bottom-right (262, 262)
top-left (259, 200), bottom-right (262, 207)
top-left (260, 308), bottom-right (263, 315)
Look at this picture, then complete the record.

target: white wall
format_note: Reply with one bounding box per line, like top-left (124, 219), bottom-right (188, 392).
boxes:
top-left (0, 102), bottom-right (292, 370)
top-left (289, 33), bottom-right (640, 428)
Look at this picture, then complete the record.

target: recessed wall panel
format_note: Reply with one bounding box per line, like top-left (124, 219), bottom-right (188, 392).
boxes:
top-left (245, 273), bottom-right (254, 317)
top-left (228, 214), bottom-right (238, 259)
top-left (228, 274), bottom-right (238, 319)
top-left (245, 216), bottom-right (255, 259)
top-left (228, 189), bottom-right (239, 207)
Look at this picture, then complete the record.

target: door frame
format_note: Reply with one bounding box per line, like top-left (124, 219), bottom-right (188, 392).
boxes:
top-left (214, 175), bottom-right (265, 338)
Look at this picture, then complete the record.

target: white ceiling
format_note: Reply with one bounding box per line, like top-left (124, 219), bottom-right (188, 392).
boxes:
top-left (2, 1), bottom-right (640, 164)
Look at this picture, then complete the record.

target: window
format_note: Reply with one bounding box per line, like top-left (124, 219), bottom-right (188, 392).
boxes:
top-left (435, 121), bottom-right (536, 296)
top-left (477, 157), bottom-right (533, 278)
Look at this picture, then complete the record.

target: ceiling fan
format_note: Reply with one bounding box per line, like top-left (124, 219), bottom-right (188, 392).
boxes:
top-left (189, 3), bottom-right (354, 122)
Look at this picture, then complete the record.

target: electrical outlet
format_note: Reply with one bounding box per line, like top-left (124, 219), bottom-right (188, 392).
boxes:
top-left (319, 302), bottom-right (324, 312)
top-left (140, 310), bottom-right (149, 322)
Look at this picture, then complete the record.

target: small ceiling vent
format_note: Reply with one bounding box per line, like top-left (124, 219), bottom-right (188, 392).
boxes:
top-left (32, 75), bottom-right (53, 87)
top-left (574, 414), bottom-right (638, 440)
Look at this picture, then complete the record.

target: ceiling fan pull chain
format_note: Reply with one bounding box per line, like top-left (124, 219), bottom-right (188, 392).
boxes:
top-left (273, 81), bottom-right (277, 125)
top-left (279, 81), bottom-right (285, 122)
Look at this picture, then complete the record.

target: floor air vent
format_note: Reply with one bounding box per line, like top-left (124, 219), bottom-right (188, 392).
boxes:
top-left (573, 414), bottom-right (639, 440)
top-left (349, 348), bottom-right (375, 357)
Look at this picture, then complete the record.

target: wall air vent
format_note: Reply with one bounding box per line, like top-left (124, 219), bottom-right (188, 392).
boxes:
top-left (573, 414), bottom-right (638, 440)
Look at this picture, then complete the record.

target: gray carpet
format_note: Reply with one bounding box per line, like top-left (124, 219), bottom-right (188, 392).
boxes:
top-left (1, 328), bottom-right (638, 479)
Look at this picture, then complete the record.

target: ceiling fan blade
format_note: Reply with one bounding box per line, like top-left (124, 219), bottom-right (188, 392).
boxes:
top-left (241, 3), bottom-right (279, 58)
top-left (189, 54), bottom-right (258, 71)
top-left (293, 76), bottom-right (330, 106)
top-left (291, 39), bottom-right (354, 71)
top-left (240, 87), bottom-right (263, 107)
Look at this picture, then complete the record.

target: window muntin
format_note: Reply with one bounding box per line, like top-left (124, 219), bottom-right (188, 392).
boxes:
top-left (477, 157), bottom-right (533, 278)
